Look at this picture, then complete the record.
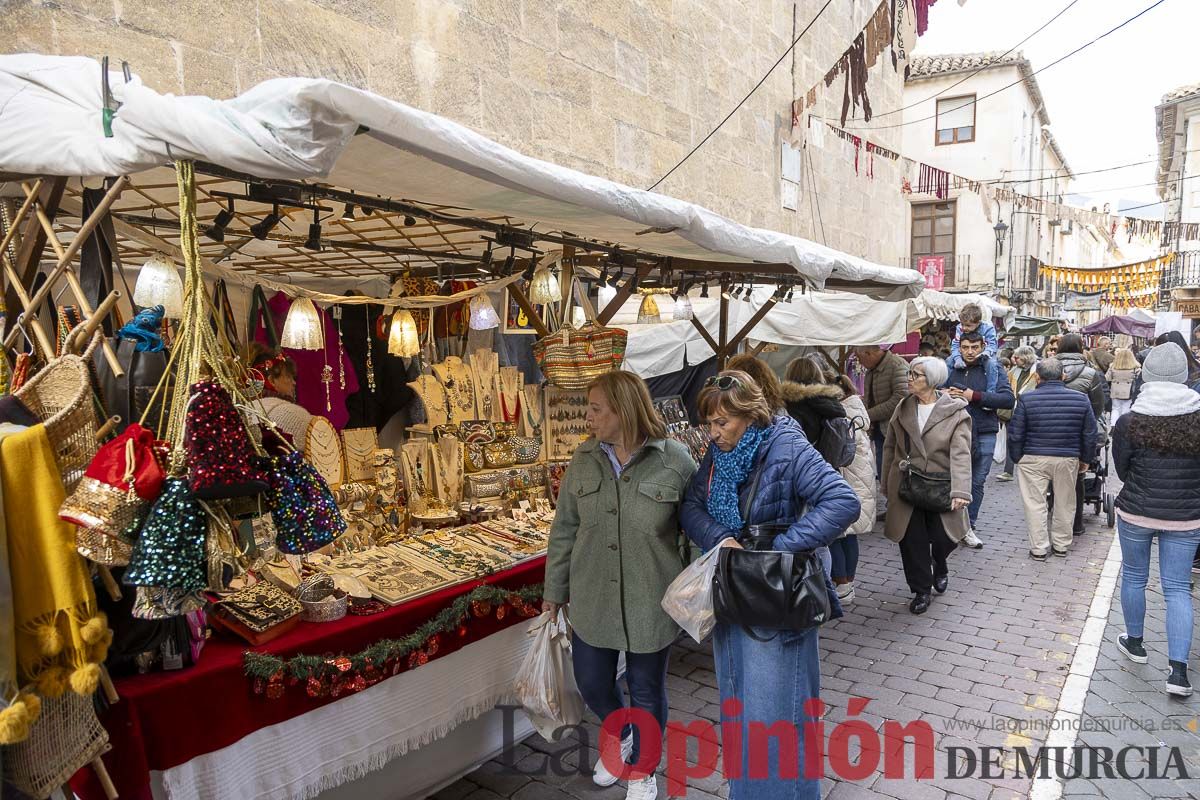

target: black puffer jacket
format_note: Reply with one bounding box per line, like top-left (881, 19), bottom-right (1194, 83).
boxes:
top-left (781, 381), bottom-right (847, 445)
top-left (1113, 411), bottom-right (1200, 522)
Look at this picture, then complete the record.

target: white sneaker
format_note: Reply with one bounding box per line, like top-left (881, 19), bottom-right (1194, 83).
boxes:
top-left (835, 582), bottom-right (855, 603)
top-left (593, 732), bottom-right (634, 786)
top-left (626, 774), bottom-right (658, 800)
top-left (962, 528), bottom-right (983, 549)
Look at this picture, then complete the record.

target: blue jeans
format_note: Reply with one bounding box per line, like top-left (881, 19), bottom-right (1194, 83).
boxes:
top-left (828, 536), bottom-right (859, 582)
top-left (871, 427), bottom-right (885, 480)
top-left (571, 633), bottom-right (671, 770)
top-left (968, 432), bottom-right (996, 527)
top-left (713, 623), bottom-right (821, 800)
top-left (1117, 518), bottom-right (1200, 663)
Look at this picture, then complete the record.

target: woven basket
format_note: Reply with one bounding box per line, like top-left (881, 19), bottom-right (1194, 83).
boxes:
top-left (15, 340), bottom-right (101, 491)
top-left (4, 690), bottom-right (111, 799)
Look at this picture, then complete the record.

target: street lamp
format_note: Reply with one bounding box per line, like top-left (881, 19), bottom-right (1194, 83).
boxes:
top-left (993, 219), bottom-right (1009, 294)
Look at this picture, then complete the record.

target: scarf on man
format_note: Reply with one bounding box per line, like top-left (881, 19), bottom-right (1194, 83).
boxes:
top-left (1, 424), bottom-right (109, 732)
top-left (1131, 382), bottom-right (1200, 417)
top-left (706, 425), bottom-right (767, 531)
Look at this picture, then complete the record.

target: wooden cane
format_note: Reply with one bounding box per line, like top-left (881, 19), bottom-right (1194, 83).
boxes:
top-left (91, 757), bottom-right (119, 800)
top-left (95, 415), bottom-right (122, 441)
top-left (99, 665), bottom-right (119, 705)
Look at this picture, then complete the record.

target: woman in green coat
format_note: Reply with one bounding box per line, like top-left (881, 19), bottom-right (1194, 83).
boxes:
top-left (544, 371), bottom-right (697, 800)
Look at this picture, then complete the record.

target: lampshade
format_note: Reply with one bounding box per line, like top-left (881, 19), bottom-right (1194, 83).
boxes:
top-left (597, 282), bottom-right (617, 310)
top-left (672, 294), bottom-right (694, 321)
top-left (133, 254), bottom-right (184, 318)
top-left (637, 294), bottom-right (661, 325)
top-left (388, 309), bottom-right (420, 356)
top-left (469, 293), bottom-right (500, 330)
top-left (570, 307), bottom-right (586, 328)
top-left (529, 266), bottom-right (560, 305)
top-left (280, 297), bottom-right (325, 350)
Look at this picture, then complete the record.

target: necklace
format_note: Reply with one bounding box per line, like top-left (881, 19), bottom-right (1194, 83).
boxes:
top-left (523, 387), bottom-right (544, 433)
top-left (364, 309), bottom-right (376, 393)
top-left (334, 305), bottom-right (346, 391)
top-left (500, 391), bottom-right (521, 423)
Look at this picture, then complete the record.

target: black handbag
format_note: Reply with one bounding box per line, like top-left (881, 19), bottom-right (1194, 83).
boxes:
top-left (709, 464), bottom-right (832, 637)
top-left (897, 428), bottom-right (953, 512)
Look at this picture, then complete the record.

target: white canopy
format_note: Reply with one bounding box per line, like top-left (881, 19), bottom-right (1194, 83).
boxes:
top-left (0, 55), bottom-right (923, 298)
top-left (620, 288), bottom-right (1015, 378)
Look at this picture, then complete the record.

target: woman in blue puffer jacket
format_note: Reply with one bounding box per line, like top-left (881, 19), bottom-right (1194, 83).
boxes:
top-left (680, 370), bottom-right (860, 800)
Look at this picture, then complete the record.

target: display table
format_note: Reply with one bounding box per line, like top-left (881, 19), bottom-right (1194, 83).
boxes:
top-left (71, 557), bottom-right (545, 800)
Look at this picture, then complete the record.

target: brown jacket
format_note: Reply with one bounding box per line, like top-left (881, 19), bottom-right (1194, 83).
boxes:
top-left (880, 393), bottom-right (973, 544)
top-left (864, 350), bottom-right (910, 427)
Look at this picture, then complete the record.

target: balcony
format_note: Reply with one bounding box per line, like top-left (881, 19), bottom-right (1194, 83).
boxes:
top-left (1161, 250), bottom-right (1200, 290)
top-left (900, 254), bottom-right (972, 289)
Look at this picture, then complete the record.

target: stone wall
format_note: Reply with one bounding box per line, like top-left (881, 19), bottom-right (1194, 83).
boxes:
top-left (3, 0), bottom-right (908, 266)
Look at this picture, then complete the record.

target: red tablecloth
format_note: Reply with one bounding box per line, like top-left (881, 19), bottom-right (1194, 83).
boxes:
top-left (71, 557), bottom-right (545, 800)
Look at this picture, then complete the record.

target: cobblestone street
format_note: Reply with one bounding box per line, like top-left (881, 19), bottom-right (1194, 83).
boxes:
top-left (432, 466), bottom-right (1200, 800)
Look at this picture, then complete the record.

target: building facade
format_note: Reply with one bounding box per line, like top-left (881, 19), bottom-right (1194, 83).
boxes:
top-left (1156, 82), bottom-right (1200, 316)
top-left (1, 0), bottom-right (910, 269)
top-left (900, 52), bottom-right (1111, 315)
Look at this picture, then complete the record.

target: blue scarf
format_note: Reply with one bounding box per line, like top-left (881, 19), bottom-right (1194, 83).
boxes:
top-left (706, 425), bottom-right (767, 531)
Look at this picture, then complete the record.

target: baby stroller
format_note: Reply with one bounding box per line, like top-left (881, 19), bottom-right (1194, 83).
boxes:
top-left (1082, 418), bottom-right (1115, 529)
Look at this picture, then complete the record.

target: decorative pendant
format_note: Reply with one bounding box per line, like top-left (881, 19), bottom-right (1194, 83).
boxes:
top-left (321, 363), bottom-right (333, 412)
top-left (365, 310), bottom-right (377, 394)
top-left (334, 305), bottom-right (346, 391)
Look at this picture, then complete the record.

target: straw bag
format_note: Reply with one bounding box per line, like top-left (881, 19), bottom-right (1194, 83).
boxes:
top-left (15, 337), bottom-right (102, 491)
top-left (533, 323), bottom-right (627, 390)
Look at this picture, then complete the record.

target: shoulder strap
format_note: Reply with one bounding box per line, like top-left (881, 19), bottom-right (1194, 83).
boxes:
top-left (211, 279), bottom-right (241, 354)
top-left (247, 285), bottom-right (279, 350)
top-left (738, 448), bottom-right (765, 528)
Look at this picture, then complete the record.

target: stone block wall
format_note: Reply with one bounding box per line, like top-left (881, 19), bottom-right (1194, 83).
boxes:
top-left (2, 0), bottom-right (908, 267)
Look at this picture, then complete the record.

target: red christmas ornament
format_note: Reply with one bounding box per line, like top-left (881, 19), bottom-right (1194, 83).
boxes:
top-left (331, 681), bottom-right (343, 698)
top-left (426, 635), bottom-right (439, 656)
top-left (253, 677), bottom-right (265, 695)
top-left (266, 680), bottom-right (284, 700)
top-left (415, 650), bottom-right (429, 666)
top-left (306, 678), bottom-right (322, 698)
top-left (457, 624), bottom-right (469, 638)
top-left (287, 675), bottom-right (299, 687)
top-left (407, 652), bottom-right (419, 669)
top-left (334, 657), bottom-right (352, 673)
top-left (351, 674), bottom-right (367, 692)
top-left (495, 603), bottom-right (508, 620)
top-left (472, 601), bottom-right (491, 617)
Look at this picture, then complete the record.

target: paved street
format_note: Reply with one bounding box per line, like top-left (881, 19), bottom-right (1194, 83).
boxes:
top-left (432, 468), bottom-right (1199, 800)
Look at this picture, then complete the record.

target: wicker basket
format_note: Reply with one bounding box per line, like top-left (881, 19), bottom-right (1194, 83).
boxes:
top-left (15, 339), bottom-right (101, 491)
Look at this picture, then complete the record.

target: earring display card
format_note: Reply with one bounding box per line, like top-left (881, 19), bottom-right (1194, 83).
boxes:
top-left (653, 395), bottom-right (690, 435)
top-left (544, 386), bottom-right (588, 460)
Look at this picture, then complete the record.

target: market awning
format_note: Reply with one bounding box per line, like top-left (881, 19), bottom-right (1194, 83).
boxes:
top-left (0, 55), bottom-right (923, 299)
top-left (1003, 315), bottom-right (1063, 338)
top-left (1079, 314), bottom-right (1156, 339)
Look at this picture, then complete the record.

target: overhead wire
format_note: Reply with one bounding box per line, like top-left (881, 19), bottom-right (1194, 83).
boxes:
top-left (646, 0), bottom-right (834, 191)
top-left (837, 0), bottom-right (1171, 132)
top-left (848, 0), bottom-right (1083, 122)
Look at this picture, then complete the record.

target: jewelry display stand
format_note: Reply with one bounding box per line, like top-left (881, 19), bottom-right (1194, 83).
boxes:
top-left (435, 436), bottom-right (465, 506)
top-left (521, 383), bottom-right (544, 439)
top-left (497, 367), bottom-right (522, 426)
top-left (408, 375), bottom-right (450, 428)
top-left (468, 351), bottom-right (499, 423)
top-left (432, 356), bottom-right (478, 423)
top-left (544, 387), bottom-right (588, 461)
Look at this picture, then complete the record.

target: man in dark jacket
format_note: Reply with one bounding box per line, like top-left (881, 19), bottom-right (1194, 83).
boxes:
top-left (945, 331), bottom-right (1016, 548)
top-left (855, 345), bottom-right (909, 477)
top-left (1008, 358), bottom-right (1097, 559)
top-left (1057, 333), bottom-right (1107, 536)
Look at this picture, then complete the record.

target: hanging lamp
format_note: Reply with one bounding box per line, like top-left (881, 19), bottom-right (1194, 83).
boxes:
top-left (133, 254), bottom-right (185, 318)
top-left (637, 292), bottom-right (662, 325)
top-left (388, 308), bottom-right (420, 356)
top-left (280, 297), bottom-right (325, 350)
top-left (672, 293), bottom-right (694, 321)
top-left (529, 264), bottom-right (560, 304)
top-left (597, 280), bottom-right (617, 311)
top-left (469, 292), bottom-right (500, 330)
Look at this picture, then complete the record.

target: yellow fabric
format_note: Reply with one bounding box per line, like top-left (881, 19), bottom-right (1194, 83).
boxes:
top-left (1, 424), bottom-right (106, 692)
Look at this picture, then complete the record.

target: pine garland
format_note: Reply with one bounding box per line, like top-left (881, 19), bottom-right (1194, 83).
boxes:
top-left (243, 583), bottom-right (542, 699)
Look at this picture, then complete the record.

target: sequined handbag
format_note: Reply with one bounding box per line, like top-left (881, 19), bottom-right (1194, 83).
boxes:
top-left (510, 435), bottom-right (542, 464)
top-left (459, 420), bottom-right (496, 443)
top-left (483, 441), bottom-right (516, 468)
top-left (494, 421), bottom-right (517, 441)
top-left (467, 473), bottom-right (504, 499)
top-left (464, 442), bottom-right (486, 474)
top-left (211, 582), bottom-right (302, 645)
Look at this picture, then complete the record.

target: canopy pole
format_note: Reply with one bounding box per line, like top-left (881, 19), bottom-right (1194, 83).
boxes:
top-left (717, 278), bottom-right (729, 369)
top-left (507, 280), bottom-right (551, 338)
top-left (723, 293), bottom-right (779, 358)
top-left (4, 177), bottom-right (66, 343)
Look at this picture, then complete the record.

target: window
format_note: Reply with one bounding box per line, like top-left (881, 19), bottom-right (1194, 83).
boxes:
top-left (911, 201), bottom-right (957, 286)
top-left (935, 95), bottom-right (976, 145)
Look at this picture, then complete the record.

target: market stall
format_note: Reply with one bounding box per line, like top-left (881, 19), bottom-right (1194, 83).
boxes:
top-left (1080, 313), bottom-right (1156, 340)
top-left (0, 54), bottom-right (923, 800)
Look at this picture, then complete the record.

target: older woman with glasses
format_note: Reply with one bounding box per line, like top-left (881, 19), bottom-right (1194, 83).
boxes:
top-left (881, 357), bottom-right (974, 614)
top-left (680, 370), bottom-right (859, 800)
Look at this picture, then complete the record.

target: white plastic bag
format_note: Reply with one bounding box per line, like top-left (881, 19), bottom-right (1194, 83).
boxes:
top-left (993, 426), bottom-right (1007, 465)
top-left (514, 611), bottom-right (585, 739)
top-left (660, 546), bottom-right (721, 643)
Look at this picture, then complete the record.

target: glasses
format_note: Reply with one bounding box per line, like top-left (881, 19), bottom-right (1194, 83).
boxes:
top-left (907, 370), bottom-right (925, 381)
top-left (703, 375), bottom-right (742, 390)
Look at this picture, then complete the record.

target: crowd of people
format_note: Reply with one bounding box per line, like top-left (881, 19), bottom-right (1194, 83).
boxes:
top-left (541, 307), bottom-right (1200, 800)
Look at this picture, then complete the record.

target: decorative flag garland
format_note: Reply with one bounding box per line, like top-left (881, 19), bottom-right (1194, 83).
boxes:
top-left (1036, 254), bottom-right (1175, 308)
